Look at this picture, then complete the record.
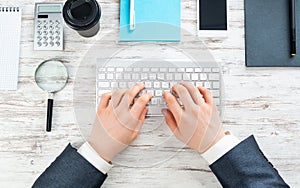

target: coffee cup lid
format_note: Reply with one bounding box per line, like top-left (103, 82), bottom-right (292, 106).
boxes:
top-left (63, 0), bottom-right (101, 31)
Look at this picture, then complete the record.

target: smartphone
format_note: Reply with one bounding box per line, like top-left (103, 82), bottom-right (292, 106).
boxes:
top-left (197, 0), bottom-right (228, 37)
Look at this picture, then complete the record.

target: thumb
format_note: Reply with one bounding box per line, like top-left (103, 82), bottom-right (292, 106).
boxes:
top-left (162, 109), bottom-right (178, 135)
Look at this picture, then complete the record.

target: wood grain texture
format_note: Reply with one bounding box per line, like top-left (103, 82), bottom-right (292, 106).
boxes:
top-left (0, 0), bottom-right (299, 187)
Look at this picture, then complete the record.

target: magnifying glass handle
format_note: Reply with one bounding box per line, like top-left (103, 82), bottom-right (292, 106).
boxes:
top-left (47, 99), bottom-right (54, 132)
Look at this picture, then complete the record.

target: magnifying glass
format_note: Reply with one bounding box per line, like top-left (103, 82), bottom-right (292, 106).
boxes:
top-left (35, 60), bottom-right (68, 132)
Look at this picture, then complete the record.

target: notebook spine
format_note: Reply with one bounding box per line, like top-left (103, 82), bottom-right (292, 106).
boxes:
top-left (0, 7), bottom-right (20, 12)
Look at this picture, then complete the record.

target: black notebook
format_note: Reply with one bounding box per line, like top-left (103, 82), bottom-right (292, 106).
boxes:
top-left (245, 0), bottom-right (300, 67)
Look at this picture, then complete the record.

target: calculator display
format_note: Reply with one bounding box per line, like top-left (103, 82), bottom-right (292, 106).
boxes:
top-left (38, 5), bottom-right (61, 13)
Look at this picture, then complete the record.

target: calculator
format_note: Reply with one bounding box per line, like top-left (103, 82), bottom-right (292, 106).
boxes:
top-left (34, 3), bottom-right (64, 51)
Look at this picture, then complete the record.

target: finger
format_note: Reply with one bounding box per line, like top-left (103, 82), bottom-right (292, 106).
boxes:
top-left (98, 92), bottom-right (112, 110)
top-left (130, 93), bottom-right (152, 119)
top-left (172, 84), bottom-right (195, 107)
top-left (180, 82), bottom-right (203, 105)
top-left (163, 91), bottom-right (182, 123)
top-left (197, 86), bottom-right (213, 105)
top-left (119, 83), bottom-right (145, 108)
top-left (162, 109), bottom-right (178, 134)
top-left (111, 89), bottom-right (127, 108)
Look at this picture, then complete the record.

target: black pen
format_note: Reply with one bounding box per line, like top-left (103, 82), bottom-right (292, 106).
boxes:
top-left (290, 0), bottom-right (296, 57)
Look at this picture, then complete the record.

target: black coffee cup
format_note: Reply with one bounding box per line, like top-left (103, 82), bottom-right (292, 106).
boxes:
top-left (63, 0), bottom-right (101, 37)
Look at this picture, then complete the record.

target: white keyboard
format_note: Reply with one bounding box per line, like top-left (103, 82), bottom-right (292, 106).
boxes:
top-left (97, 66), bottom-right (222, 116)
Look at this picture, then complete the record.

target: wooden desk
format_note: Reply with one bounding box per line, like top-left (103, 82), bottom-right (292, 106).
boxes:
top-left (0, 0), bottom-right (299, 187)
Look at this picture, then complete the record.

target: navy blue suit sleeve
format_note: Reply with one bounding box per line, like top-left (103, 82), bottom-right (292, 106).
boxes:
top-left (210, 135), bottom-right (289, 188)
top-left (32, 144), bottom-right (107, 188)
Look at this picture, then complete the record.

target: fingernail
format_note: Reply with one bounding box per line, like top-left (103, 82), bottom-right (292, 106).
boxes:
top-left (161, 109), bottom-right (167, 116)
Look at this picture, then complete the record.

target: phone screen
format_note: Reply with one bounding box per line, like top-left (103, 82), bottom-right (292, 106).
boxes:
top-left (199, 0), bottom-right (227, 30)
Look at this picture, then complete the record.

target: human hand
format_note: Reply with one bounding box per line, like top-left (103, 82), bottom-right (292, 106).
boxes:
top-left (88, 83), bottom-right (152, 162)
top-left (162, 82), bottom-right (225, 154)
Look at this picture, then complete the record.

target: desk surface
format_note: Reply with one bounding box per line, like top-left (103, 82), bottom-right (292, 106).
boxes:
top-left (0, 0), bottom-right (300, 187)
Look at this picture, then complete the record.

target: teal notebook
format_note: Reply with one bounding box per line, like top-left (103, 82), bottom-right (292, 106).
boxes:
top-left (120, 0), bottom-right (181, 42)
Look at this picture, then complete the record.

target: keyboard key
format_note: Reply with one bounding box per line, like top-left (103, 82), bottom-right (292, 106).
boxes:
top-left (111, 82), bottom-right (118, 88)
top-left (162, 82), bottom-right (169, 88)
top-left (204, 82), bottom-right (211, 89)
top-left (99, 68), bottom-right (106, 72)
top-left (211, 90), bottom-right (220, 97)
top-left (175, 73), bottom-right (182, 81)
top-left (149, 73), bottom-right (156, 80)
top-left (213, 82), bottom-right (220, 89)
top-left (160, 68), bottom-right (168, 72)
top-left (166, 73), bottom-right (173, 80)
top-left (98, 82), bottom-right (110, 88)
top-left (169, 68), bottom-right (176, 72)
top-left (107, 73), bottom-right (114, 80)
top-left (177, 68), bottom-right (185, 72)
top-left (195, 68), bottom-right (202, 72)
top-left (125, 67), bottom-right (132, 72)
top-left (212, 68), bottom-right (220, 73)
top-left (196, 82), bottom-right (203, 87)
top-left (191, 73), bottom-right (199, 80)
top-left (98, 74), bottom-right (105, 80)
top-left (142, 68), bottom-right (150, 72)
top-left (151, 68), bottom-right (159, 72)
top-left (133, 67), bottom-right (141, 72)
top-left (155, 90), bottom-right (163, 96)
top-left (209, 73), bottom-right (220, 80)
top-left (183, 74), bottom-right (191, 81)
top-left (147, 90), bottom-right (154, 96)
top-left (119, 82), bottom-right (127, 88)
top-left (145, 82), bottom-right (152, 88)
top-left (154, 82), bottom-right (160, 88)
top-left (132, 73), bottom-right (140, 80)
top-left (157, 73), bottom-right (165, 80)
top-left (124, 73), bottom-right (131, 80)
top-left (203, 68), bottom-right (211, 72)
top-left (141, 73), bottom-right (148, 80)
top-left (214, 98), bottom-right (220, 105)
top-left (116, 68), bottom-right (124, 72)
top-left (151, 98), bottom-right (158, 105)
top-left (200, 73), bottom-right (207, 80)
top-left (186, 68), bottom-right (193, 73)
top-left (98, 90), bottom-right (111, 96)
top-left (107, 67), bottom-right (114, 72)
top-left (116, 73), bottom-right (123, 79)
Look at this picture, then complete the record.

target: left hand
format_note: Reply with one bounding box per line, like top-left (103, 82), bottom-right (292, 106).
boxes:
top-left (88, 83), bottom-right (152, 162)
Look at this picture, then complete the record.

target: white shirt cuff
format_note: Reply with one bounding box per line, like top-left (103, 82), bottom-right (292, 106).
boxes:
top-left (201, 133), bottom-right (240, 165)
top-left (77, 142), bottom-right (113, 174)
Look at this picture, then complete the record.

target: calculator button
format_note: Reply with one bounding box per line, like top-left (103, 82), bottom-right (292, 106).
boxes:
top-left (55, 20), bottom-right (60, 24)
top-left (49, 30), bottom-right (54, 35)
top-left (55, 36), bottom-right (60, 41)
top-left (49, 42), bottom-right (54, 47)
top-left (43, 25), bottom-right (48, 30)
top-left (49, 36), bottom-right (54, 41)
top-left (43, 36), bottom-right (48, 41)
top-left (55, 26), bottom-right (60, 30)
top-left (37, 42), bottom-right (42, 47)
top-left (43, 31), bottom-right (48, 35)
top-left (37, 20), bottom-right (42, 25)
top-left (55, 31), bottom-right (60, 35)
top-left (37, 25), bottom-right (42, 30)
top-left (37, 36), bottom-right (42, 41)
top-left (49, 20), bottom-right (54, 25)
top-left (43, 42), bottom-right (48, 46)
top-left (49, 26), bottom-right (54, 30)
top-left (37, 31), bottom-right (42, 35)
top-left (43, 20), bottom-right (48, 24)
top-left (56, 42), bottom-right (60, 46)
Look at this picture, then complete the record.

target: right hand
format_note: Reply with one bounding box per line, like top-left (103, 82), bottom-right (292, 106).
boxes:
top-left (162, 83), bottom-right (225, 154)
